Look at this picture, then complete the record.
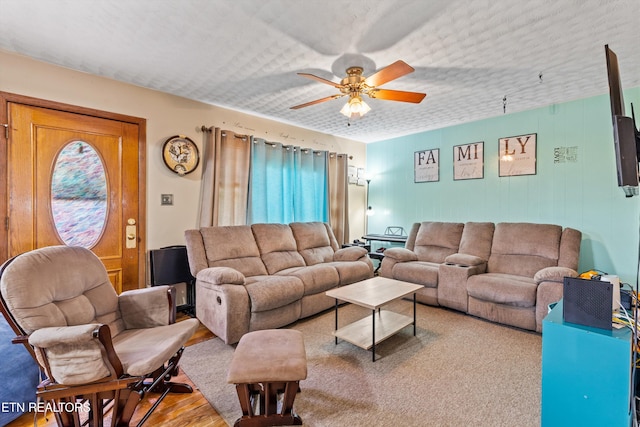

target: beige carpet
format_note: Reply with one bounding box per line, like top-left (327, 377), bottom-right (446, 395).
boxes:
top-left (180, 301), bottom-right (541, 427)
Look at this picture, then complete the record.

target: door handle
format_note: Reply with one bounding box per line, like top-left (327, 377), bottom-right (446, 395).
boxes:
top-left (126, 219), bottom-right (137, 249)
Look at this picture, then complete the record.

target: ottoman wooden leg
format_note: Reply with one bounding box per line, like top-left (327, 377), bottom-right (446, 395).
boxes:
top-left (233, 380), bottom-right (302, 426)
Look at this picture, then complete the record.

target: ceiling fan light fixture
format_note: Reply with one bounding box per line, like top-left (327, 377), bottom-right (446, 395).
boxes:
top-left (291, 60), bottom-right (425, 119)
top-left (340, 94), bottom-right (371, 120)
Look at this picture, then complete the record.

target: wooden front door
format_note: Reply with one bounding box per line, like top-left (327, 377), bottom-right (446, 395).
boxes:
top-left (0, 93), bottom-right (146, 292)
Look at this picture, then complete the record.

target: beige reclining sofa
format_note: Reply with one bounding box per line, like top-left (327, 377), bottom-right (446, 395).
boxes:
top-left (380, 221), bottom-right (582, 332)
top-left (185, 221), bottom-right (374, 344)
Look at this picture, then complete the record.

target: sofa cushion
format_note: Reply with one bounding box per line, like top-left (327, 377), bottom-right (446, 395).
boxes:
top-left (184, 229), bottom-right (208, 276)
top-left (488, 223), bottom-right (562, 277)
top-left (466, 273), bottom-right (537, 308)
top-left (558, 227), bottom-right (582, 270)
top-left (276, 264), bottom-right (339, 295)
top-left (244, 275), bottom-right (304, 312)
top-left (413, 222), bottom-right (464, 263)
top-left (458, 222), bottom-right (495, 260)
top-left (391, 261), bottom-right (440, 288)
top-left (113, 319), bottom-right (199, 377)
top-left (252, 223), bottom-right (306, 274)
top-left (200, 226), bottom-right (268, 277)
top-left (290, 222), bottom-right (336, 265)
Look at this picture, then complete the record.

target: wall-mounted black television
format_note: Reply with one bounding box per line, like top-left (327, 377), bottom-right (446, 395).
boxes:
top-left (605, 44), bottom-right (640, 197)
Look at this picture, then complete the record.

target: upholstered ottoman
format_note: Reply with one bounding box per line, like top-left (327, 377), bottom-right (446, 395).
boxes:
top-left (227, 329), bottom-right (307, 426)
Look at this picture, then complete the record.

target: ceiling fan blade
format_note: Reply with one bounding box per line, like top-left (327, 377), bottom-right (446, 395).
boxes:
top-left (290, 94), bottom-right (345, 110)
top-left (364, 60), bottom-right (415, 87)
top-left (368, 89), bottom-right (426, 103)
top-left (297, 72), bottom-right (344, 88)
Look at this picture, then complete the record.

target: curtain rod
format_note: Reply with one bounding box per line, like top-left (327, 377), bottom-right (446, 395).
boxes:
top-left (199, 126), bottom-right (352, 159)
top-left (199, 126), bottom-right (249, 141)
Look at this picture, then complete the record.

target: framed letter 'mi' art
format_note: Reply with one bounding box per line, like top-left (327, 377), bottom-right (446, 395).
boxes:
top-left (498, 133), bottom-right (537, 177)
top-left (453, 142), bottom-right (484, 180)
top-left (414, 148), bottom-right (439, 183)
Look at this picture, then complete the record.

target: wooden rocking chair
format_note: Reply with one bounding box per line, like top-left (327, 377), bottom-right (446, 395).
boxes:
top-left (0, 245), bottom-right (200, 426)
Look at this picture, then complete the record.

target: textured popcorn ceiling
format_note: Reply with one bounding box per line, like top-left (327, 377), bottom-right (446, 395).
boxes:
top-left (1, 0), bottom-right (639, 143)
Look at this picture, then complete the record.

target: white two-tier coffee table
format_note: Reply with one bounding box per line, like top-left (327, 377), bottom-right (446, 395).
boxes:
top-left (325, 277), bottom-right (423, 361)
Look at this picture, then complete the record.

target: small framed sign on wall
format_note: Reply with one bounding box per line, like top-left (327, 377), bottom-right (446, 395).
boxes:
top-left (414, 148), bottom-right (439, 183)
top-left (453, 142), bottom-right (484, 180)
top-left (498, 133), bottom-right (537, 177)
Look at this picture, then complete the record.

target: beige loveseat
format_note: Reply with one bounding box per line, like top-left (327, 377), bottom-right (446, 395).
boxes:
top-left (185, 222), bottom-right (374, 344)
top-left (380, 222), bottom-right (582, 332)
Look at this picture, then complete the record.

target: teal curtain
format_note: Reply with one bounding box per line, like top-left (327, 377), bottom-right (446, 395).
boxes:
top-left (248, 138), bottom-right (328, 224)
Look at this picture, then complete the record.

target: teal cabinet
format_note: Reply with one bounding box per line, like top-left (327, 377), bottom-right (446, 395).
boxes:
top-left (541, 300), bottom-right (634, 426)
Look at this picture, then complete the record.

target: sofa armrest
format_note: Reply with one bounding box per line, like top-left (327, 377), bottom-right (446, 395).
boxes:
top-left (197, 267), bottom-right (246, 287)
top-left (383, 247), bottom-right (418, 262)
top-left (439, 262), bottom-right (487, 281)
top-left (534, 266), bottom-right (578, 284)
top-left (536, 281), bottom-right (566, 332)
top-left (119, 286), bottom-right (174, 329)
top-left (438, 262), bottom-right (487, 311)
top-left (534, 267), bottom-right (578, 332)
top-left (444, 253), bottom-right (486, 267)
top-left (378, 248), bottom-right (418, 278)
top-left (334, 246), bottom-right (368, 261)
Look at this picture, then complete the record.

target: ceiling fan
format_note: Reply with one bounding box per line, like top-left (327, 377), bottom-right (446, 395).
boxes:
top-left (290, 60), bottom-right (426, 120)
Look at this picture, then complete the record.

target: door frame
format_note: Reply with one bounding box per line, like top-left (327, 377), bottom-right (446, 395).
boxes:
top-left (0, 91), bottom-right (147, 288)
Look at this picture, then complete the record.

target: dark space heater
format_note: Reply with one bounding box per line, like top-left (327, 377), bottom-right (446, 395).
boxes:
top-left (149, 245), bottom-right (195, 316)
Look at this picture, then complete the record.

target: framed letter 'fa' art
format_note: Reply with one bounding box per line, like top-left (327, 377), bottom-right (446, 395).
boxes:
top-left (453, 142), bottom-right (484, 180)
top-left (498, 133), bottom-right (537, 177)
top-left (414, 148), bottom-right (439, 183)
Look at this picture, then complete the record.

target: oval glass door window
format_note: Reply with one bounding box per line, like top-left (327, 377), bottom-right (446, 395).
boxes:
top-left (51, 141), bottom-right (108, 248)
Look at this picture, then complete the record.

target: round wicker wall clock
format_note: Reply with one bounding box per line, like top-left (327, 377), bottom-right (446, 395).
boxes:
top-left (162, 135), bottom-right (199, 175)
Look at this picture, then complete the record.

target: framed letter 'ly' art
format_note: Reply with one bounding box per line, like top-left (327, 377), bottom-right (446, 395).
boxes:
top-left (498, 133), bottom-right (537, 177)
top-left (414, 148), bottom-right (439, 183)
top-left (453, 142), bottom-right (484, 180)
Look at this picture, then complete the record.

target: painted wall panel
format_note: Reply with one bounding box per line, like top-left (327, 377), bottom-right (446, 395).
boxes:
top-left (367, 88), bottom-right (640, 284)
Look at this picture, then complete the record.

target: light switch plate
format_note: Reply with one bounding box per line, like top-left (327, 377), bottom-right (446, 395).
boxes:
top-left (161, 194), bottom-right (173, 206)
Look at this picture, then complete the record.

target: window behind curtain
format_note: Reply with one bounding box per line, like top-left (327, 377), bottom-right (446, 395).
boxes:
top-left (248, 138), bottom-right (328, 224)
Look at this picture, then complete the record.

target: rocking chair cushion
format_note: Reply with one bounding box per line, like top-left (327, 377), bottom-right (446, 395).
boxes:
top-left (29, 323), bottom-right (102, 348)
top-left (113, 319), bottom-right (199, 376)
top-left (0, 246), bottom-right (123, 335)
top-left (29, 324), bottom-right (113, 385)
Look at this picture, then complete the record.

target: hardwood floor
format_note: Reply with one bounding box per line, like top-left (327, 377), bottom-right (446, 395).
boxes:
top-left (8, 315), bottom-right (228, 427)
